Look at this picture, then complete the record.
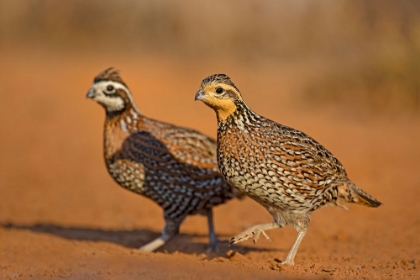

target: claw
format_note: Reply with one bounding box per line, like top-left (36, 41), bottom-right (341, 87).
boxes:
top-left (281, 260), bottom-right (294, 266)
top-left (252, 228), bottom-right (272, 244)
top-left (230, 228), bottom-right (272, 246)
top-left (230, 223), bottom-right (278, 247)
top-left (261, 230), bottom-right (272, 242)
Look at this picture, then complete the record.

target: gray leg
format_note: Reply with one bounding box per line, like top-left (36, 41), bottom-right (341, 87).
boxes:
top-left (206, 209), bottom-right (218, 253)
top-left (282, 229), bottom-right (307, 265)
top-left (138, 218), bottom-right (181, 252)
top-left (230, 222), bottom-right (279, 245)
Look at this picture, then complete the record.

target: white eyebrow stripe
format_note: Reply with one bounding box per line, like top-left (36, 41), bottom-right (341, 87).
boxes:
top-left (94, 81), bottom-right (130, 93)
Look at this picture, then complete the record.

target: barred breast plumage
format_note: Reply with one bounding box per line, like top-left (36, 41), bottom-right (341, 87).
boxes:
top-left (195, 73), bottom-right (381, 265)
top-left (86, 68), bottom-right (240, 252)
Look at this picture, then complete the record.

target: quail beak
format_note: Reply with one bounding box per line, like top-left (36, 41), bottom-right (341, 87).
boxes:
top-left (86, 89), bottom-right (96, 99)
top-left (195, 89), bottom-right (205, 101)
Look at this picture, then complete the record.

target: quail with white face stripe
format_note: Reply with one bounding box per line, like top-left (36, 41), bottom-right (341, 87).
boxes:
top-left (86, 68), bottom-right (242, 252)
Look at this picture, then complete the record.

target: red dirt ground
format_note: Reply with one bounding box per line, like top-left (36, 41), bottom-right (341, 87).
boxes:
top-left (0, 49), bottom-right (418, 279)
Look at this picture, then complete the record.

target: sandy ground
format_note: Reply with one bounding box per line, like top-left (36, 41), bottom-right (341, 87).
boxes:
top-left (0, 49), bottom-right (419, 279)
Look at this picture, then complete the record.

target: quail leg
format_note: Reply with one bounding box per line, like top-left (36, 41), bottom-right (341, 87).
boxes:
top-left (205, 209), bottom-right (219, 253)
top-left (138, 218), bottom-right (181, 252)
top-left (281, 229), bottom-right (307, 265)
top-left (230, 222), bottom-right (279, 245)
top-left (138, 236), bottom-right (167, 252)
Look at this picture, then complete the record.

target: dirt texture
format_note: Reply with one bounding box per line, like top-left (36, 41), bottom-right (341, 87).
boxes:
top-left (0, 49), bottom-right (418, 279)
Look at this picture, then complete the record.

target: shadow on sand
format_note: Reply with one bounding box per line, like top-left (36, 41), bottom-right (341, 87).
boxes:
top-left (1, 223), bottom-right (279, 257)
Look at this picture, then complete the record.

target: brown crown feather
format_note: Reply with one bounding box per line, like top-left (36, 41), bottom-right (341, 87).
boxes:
top-left (93, 67), bottom-right (128, 88)
top-left (201, 74), bottom-right (241, 94)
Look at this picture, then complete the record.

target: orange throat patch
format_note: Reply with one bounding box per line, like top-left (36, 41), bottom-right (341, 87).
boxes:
top-left (205, 98), bottom-right (237, 122)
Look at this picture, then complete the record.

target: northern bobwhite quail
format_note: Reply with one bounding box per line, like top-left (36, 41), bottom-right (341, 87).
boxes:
top-left (86, 68), bottom-right (240, 252)
top-left (195, 74), bottom-right (381, 265)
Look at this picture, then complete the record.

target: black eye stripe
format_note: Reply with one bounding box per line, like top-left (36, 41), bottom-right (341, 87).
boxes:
top-left (102, 92), bottom-right (121, 99)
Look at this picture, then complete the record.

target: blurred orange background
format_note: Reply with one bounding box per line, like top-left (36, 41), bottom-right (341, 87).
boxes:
top-left (0, 1), bottom-right (419, 279)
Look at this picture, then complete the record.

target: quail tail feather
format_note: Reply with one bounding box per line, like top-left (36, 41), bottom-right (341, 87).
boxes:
top-left (339, 182), bottom-right (382, 208)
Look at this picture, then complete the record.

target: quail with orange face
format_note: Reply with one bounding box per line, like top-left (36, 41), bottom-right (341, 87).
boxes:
top-left (86, 68), bottom-right (240, 252)
top-left (195, 74), bottom-right (381, 265)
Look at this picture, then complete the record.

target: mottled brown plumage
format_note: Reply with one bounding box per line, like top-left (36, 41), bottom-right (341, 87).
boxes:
top-left (86, 68), bottom-right (239, 252)
top-left (195, 74), bottom-right (381, 265)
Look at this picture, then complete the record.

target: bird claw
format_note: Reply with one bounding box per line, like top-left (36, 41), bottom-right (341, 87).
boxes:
top-left (230, 227), bottom-right (272, 245)
top-left (259, 229), bottom-right (272, 243)
top-left (281, 260), bottom-right (294, 266)
top-left (205, 243), bottom-right (219, 254)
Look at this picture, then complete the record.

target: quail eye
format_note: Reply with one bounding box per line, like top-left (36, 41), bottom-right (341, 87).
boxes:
top-left (215, 87), bottom-right (224, 94)
top-left (106, 85), bottom-right (114, 91)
